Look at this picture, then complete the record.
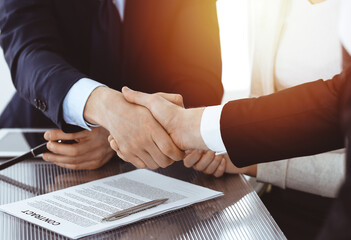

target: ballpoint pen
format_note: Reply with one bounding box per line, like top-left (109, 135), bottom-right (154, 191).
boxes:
top-left (101, 198), bottom-right (169, 222)
top-left (0, 140), bottom-right (76, 171)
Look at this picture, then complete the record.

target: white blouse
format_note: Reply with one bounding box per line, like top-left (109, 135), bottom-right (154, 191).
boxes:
top-left (275, 0), bottom-right (341, 89)
top-left (253, 0), bottom-right (345, 198)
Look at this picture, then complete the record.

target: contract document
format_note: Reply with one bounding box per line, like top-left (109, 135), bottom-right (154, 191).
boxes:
top-left (0, 169), bottom-right (223, 239)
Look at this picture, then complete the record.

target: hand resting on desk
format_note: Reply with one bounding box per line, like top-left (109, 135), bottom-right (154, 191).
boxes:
top-left (43, 127), bottom-right (114, 170)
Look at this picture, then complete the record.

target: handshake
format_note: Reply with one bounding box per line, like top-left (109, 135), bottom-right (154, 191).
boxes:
top-left (43, 86), bottom-right (256, 177)
top-left (106, 86), bottom-right (229, 177)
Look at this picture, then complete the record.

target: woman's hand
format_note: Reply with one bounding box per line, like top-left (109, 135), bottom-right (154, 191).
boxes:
top-left (184, 151), bottom-right (257, 177)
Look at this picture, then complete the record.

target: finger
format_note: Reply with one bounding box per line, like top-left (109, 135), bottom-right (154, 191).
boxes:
top-left (109, 140), bottom-right (126, 161)
top-left (183, 150), bottom-right (203, 168)
top-left (147, 143), bottom-right (174, 168)
top-left (203, 155), bottom-right (223, 175)
top-left (136, 150), bottom-right (159, 170)
top-left (52, 158), bottom-right (107, 170)
top-left (213, 158), bottom-right (226, 178)
top-left (122, 153), bottom-right (147, 169)
top-left (155, 92), bottom-right (184, 108)
top-left (43, 149), bottom-right (94, 165)
top-left (44, 129), bottom-right (90, 141)
top-left (47, 139), bottom-right (107, 158)
top-left (152, 126), bottom-right (184, 161)
top-left (194, 151), bottom-right (216, 171)
top-left (185, 150), bottom-right (193, 155)
top-left (123, 87), bottom-right (180, 135)
top-left (109, 139), bottom-right (119, 153)
top-left (122, 87), bottom-right (174, 115)
top-left (122, 87), bottom-right (152, 107)
top-left (43, 149), bottom-right (114, 169)
top-left (46, 141), bottom-right (87, 157)
top-left (115, 149), bottom-right (126, 162)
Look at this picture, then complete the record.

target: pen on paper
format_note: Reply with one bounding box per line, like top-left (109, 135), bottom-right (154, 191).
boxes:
top-left (101, 198), bottom-right (169, 222)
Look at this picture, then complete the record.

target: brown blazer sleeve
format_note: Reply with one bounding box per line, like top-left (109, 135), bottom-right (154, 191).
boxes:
top-left (220, 70), bottom-right (348, 168)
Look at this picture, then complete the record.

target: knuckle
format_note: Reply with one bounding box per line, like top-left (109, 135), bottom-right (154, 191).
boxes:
top-left (159, 159), bottom-right (171, 169)
top-left (183, 159), bottom-right (193, 168)
top-left (70, 148), bottom-right (80, 157)
top-left (149, 165), bottom-right (159, 170)
top-left (162, 143), bottom-right (174, 156)
top-left (214, 156), bottom-right (221, 163)
top-left (175, 94), bottom-right (183, 104)
top-left (196, 164), bottom-right (205, 171)
top-left (208, 151), bottom-right (216, 158)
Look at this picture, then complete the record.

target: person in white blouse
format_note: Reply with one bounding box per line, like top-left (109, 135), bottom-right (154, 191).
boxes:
top-left (180, 0), bottom-right (345, 199)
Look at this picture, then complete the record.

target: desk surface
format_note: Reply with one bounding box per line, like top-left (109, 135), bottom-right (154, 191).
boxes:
top-left (0, 159), bottom-right (286, 240)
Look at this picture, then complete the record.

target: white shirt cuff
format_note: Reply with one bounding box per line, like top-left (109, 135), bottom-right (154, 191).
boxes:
top-left (63, 78), bottom-right (105, 130)
top-left (200, 105), bottom-right (227, 154)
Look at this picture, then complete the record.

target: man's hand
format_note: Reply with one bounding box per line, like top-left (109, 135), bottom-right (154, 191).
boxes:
top-left (184, 151), bottom-right (257, 177)
top-left (121, 87), bottom-right (208, 151)
top-left (83, 87), bottom-right (184, 169)
top-left (43, 127), bottom-right (114, 170)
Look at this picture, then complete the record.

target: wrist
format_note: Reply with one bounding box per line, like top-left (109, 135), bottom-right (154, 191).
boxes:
top-left (181, 107), bottom-right (209, 150)
top-left (84, 87), bottom-right (122, 126)
top-left (244, 164), bottom-right (257, 177)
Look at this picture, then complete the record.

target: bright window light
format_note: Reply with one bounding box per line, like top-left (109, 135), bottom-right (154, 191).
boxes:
top-left (217, 0), bottom-right (251, 93)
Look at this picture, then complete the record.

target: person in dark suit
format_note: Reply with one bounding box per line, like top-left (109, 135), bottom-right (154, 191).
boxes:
top-left (119, 48), bottom-right (351, 238)
top-left (0, 0), bottom-right (223, 169)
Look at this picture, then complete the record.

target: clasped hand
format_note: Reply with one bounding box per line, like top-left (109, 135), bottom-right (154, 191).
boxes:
top-left (106, 87), bottom-right (252, 177)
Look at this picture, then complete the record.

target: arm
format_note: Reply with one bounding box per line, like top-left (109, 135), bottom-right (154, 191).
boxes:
top-left (121, 69), bottom-right (347, 168)
top-left (0, 0), bottom-right (183, 170)
top-left (0, 0), bottom-right (86, 132)
top-left (221, 73), bottom-right (345, 167)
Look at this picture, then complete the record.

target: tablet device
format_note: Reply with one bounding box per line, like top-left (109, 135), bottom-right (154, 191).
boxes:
top-left (0, 128), bottom-right (50, 158)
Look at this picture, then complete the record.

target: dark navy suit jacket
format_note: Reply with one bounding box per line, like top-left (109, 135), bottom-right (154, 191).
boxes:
top-left (0, 0), bottom-right (223, 131)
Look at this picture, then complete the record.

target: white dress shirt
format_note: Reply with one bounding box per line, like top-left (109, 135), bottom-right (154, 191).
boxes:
top-left (200, 105), bottom-right (227, 154)
top-left (63, 0), bottom-right (125, 130)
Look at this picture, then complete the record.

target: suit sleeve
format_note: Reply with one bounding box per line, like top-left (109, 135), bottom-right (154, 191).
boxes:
top-left (166, 0), bottom-right (223, 107)
top-left (0, 0), bottom-right (87, 132)
top-left (220, 71), bottom-right (347, 167)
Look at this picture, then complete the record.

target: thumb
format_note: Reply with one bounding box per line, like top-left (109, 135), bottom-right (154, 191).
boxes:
top-left (122, 86), bottom-right (152, 108)
top-left (122, 87), bottom-right (179, 129)
top-left (155, 93), bottom-right (184, 108)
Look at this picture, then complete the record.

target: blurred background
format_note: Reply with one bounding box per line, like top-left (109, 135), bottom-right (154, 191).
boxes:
top-left (0, 0), bottom-right (251, 114)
